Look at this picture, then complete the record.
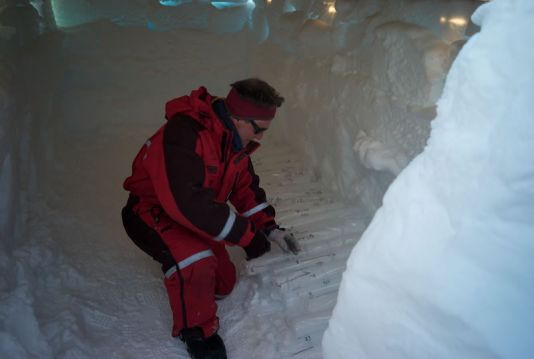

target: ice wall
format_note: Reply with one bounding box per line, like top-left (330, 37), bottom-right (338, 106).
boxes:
top-left (0, 54), bottom-right (16, 239)
top-left (0, 48), bottom-right (49, 358)
top-left (252, 0), bottom-right (480, 211)
top-left (45, 0), bottom-right (481, 211)
top-left (0, 1), bottom-right (486, 354)
top-left (49, 0), bottom-right (253, 31)
top-left (0, 11), bottom-right (64, 354)
top-left (323, 0), bottom-right (534, 358)
top-left (0, 0), bottom-right (42, 246)
top-left (24, 1), bottom-right (473, 219)
top-left (0, 0), bottom-right (53, 239)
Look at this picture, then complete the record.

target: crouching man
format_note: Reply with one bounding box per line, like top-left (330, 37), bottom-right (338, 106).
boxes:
top-left (121, 78), bottom-right (299, 359)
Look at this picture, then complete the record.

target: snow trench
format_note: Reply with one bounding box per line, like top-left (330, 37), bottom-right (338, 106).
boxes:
top-left (0, 0), bottom-right (482, 357)
top-left (1, 21), bottom-right (371, 358)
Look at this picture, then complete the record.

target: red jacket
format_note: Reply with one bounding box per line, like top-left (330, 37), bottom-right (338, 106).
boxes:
top-left (123, 87), bottom-right (276, 248)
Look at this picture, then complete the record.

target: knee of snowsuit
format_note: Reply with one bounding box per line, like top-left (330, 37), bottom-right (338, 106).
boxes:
top-left (121, 196), bottom-right (237, 338)
top-left (121, 195), bottom-right (175, 273)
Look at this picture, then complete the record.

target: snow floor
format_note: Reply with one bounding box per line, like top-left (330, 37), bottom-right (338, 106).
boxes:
top-left (28, 137), bottom-right (370, 358)
top-left (15, 22), bottom-right (372, 358)
top-left (238, 146), bottom-right (371, 358)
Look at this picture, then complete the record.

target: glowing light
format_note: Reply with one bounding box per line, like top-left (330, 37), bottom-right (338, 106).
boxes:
top-left (440, 16), bottom-right (447, 24)
top-left (159, 0), bottom-right (190, 6)
top-left (266, 0), bottom-right (272, 4)
top-left (328, 5), bottom-right (336, 14)
top-left (210, 0), bottom-right (252, 10)
top-left (448, 17), bottom-right (467, 26)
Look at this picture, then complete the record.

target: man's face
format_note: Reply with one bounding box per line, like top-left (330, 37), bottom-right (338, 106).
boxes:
top-left (232, 117), bottom-right (272, 146)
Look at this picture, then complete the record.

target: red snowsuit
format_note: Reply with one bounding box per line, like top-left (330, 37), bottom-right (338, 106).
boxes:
top-left (123, 87), bottom-right (276, 338)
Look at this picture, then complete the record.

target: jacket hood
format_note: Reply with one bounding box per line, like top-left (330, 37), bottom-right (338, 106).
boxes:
top-left (165, 86), bottom-right (216, 128)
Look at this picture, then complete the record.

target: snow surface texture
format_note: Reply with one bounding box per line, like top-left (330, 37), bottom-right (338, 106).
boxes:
top-left (0, 17), bottom-right (369, 358)
top-left (0, 25), bottom-right (369, 357)
top-left (323, 1), bottom-right (534, 358)
top-left (252, 0), bottom-right (479, 211)
top-left (0, 26), bottom-right (65, 357)
top-left (353, 130), bottom-right (408, 176)
top-left (0, 0), bottom-right (489, 358)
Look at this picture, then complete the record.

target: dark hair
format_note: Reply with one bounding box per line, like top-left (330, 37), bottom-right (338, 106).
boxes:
top-left (230, 78), bottom-right (285, 108)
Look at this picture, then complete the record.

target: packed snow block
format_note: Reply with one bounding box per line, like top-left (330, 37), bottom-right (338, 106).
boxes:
top-left (281, 0), bottom-right (308, 13)
top-left (249, 6), bottom-right (270, 44)
top-left (0, 2), bottom-right (40, 50)
top-left (331, 20), bottom-right (365, 53)
top-left (50, 0), bottom-right (166, 28)
top-left (373, 21), bottom-right (455, 107)
top-left (352, 0), bottom-right (479, 43)
top-left (261, 49), bottom-right (395, 208)
top-left (32, 0), bottom-right (58, 31)
top-left (0, 286), bottom-right (53, 357)
top-left (260, 1), bottom-right (474, 210)
top-left (144, 2), bottom-right (211, 31)
top-left (324, 0), bottom-right (534, 358)
top-left (295, 19), bottom-right (335, 58)
top-left (294, 0), bottom-right (379, 55)
top-left (266, 10), bottom-right (307, 53)
top-left (335, 0), bottom-right (380, 23)
top-left (206, 4), bottom-right (251, 34)
top-left (353, 130), bottom-right (408, 176)
top-left (48, 0), bottom-right (99, 27)
top-left (269, 28), bottom-right (444, 208)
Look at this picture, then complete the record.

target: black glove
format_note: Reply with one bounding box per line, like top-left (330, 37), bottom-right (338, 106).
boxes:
top-left (244, 231), bottom-right (271, 260)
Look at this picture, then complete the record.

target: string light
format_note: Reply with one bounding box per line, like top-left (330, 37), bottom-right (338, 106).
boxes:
top-left (328, 4), bottom-right (336, 14)
top-left (448, 17), bottom-right (467, 26)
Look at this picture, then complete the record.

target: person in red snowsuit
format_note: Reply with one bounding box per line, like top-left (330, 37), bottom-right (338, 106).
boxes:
top-left (121, 78), bottom-right (297, 359)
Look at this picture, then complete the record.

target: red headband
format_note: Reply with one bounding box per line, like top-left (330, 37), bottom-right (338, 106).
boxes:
top-left (225, 87), bottom-right (276, 120)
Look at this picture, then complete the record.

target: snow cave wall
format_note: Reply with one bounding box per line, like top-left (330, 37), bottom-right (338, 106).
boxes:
top-left (0, 50), bottom-right (17, 242)
top-left (251, 0), bottom-right (481, 211)
top-left (0, 0), bottom-right (481, 318)
top-left (0, 0), bottom-right (483, 275)
top-left (0, 0), bottom-right (61, 238)
top-left (0, 4), bottom-right (64, 353)
top-left (40, 0), bottom-right (482, 214)
top-left (0, 0), bottom-right (481, 353)
top-left (323, 1), bottom-right (534, 358)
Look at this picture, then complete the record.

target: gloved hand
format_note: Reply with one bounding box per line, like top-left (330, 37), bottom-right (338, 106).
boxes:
top-left (244, 231), bottom-right (271, 260)
top-left (267, 228), bottom-right (301, 255)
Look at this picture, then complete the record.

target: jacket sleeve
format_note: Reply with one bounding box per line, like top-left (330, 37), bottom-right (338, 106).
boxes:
top-left (229, 159), bottom-right (277, 232)
top-left (150, 116), bottom-right (255, 247)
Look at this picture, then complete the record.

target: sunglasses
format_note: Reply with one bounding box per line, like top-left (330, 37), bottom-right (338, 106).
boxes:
top-left (232, 115), bottom-right (269, 135)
